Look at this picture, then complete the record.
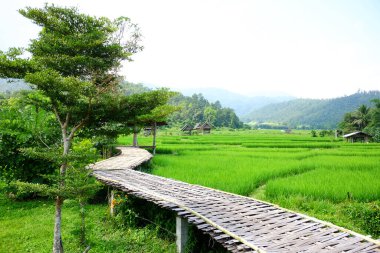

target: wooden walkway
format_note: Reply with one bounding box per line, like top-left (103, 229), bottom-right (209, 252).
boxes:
top-left (91, 147), bottom-right (380, 253)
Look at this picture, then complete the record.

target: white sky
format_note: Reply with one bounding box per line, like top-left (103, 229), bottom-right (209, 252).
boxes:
top-left (1, 0), bottom-right (380, 98)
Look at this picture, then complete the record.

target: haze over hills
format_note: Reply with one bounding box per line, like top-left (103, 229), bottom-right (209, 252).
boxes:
top-left (2, 79), bottom-right (379, 130)
top-left (244, 90), bottom-right (380, 129)
top-left (166, 87), bottom-right (295, 116)
top-left (0, 79), bottom-right (30, 93)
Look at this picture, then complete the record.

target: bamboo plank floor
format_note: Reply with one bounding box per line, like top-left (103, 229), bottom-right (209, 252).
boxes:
top-left (91, 147), bottom-right (380, 253)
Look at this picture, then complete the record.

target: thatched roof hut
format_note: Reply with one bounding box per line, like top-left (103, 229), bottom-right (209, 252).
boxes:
top-left (193, 123), bottom-right (202, 130)
top-left (181, 124), bottom-right (193, 131)
top-left (193, 122), bottom-right (212, 134)
top-left (181, 124), bottom-right (193, 135)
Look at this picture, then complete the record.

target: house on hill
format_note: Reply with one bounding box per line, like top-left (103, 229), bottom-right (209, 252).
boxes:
top-left (193, 122), bottom-right (212, 134)
top-left (181, 124), bottom-right (193, 135)
top-left (343, 131), bottom-right (372, 143)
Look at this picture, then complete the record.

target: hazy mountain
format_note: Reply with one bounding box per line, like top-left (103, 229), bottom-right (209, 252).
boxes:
top-left (245, 90), bottom-right (380, 129)
top-left (0, 79), bottom-right (30, 93)
top-left (179, 87), bottom-right (294, 116)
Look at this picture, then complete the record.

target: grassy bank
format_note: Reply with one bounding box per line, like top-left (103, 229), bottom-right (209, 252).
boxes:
top-left (0, 186), bottom-right (176, 253)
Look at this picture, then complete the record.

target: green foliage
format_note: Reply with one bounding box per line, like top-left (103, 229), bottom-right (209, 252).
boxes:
top-left (341, 99), bottom-right (380, 142)
top-left (7, 138), bottom-right (99, 194)
top-left (119, 81), bottom-right (151, 95)
top-left (317, 129), bottom-right (334, 137)
top-left (0, 94), bottom-right (60, 184)
top-left (113, 194), bottom-right (176, 240)
top-left (169, 93), bottom-right (243, 128)
top-left (340, 104), bottom-right (372, 132)
top-left (0, 3), bottom-right (144, 142)
top-left (0, 4), bottom-right (180, 251)
top-left (370, 99), bottom-right (380, 127)
top-left (371, 128), bottom-right (380, 142)
top-left (344, 201), bottom-right (380, 237)
top-left (19, 4), bottom-right (142, 77)
top-left (0, 48), bottom-right (36, 78)
top-left (311, 130), bottom-right (317, 137)
top-left (83, 88), bottom-right (178, 139)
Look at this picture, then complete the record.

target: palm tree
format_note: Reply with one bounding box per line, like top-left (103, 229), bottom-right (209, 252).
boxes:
top-left (353, 104), bottom-right (371, 131)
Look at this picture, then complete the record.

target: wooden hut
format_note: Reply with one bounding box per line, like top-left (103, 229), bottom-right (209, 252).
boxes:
top-left (193, 122), bottom-right (212, 134)
top-left (193, 123), bottom-right (201, 133)
top-left (201, 122), bottom-right (212, 134)
top-left (143, 127), bottom-right (152, 136)
top-left (343, 131), bottom-right (372, 143)
top-left (181, 124), bottom-right (193, 135)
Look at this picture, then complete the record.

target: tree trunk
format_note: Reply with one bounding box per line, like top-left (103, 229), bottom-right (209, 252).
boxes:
top-left (53, 196), bottom-right (64, 253)
top-left (133, 132), bottom-right (138, 147)
top-left (53, 134), bottom-right (70, 253)
top-left (79, 201), bottom-right (86, 246)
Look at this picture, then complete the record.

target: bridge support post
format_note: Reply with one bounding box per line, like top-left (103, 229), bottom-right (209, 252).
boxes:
top-left (109, 189), bottom-right (115, 216)
top-left (176, 216), bottom-right (188, 253)
top-left (152, 122), bottom-right (157, 155)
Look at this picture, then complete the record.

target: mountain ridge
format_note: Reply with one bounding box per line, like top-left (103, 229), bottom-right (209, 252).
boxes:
top-left (244, 90), bottom-right (380, 129)
top-left (167, 87), bottom-right (295, 116)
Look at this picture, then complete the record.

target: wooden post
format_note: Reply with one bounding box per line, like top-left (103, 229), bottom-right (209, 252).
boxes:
top-left (152, 122), bottom-right (157, 155)
top-left (176, 216), bottom-right (188, 253)
top-left (109, 190), bottom-right (115, 216)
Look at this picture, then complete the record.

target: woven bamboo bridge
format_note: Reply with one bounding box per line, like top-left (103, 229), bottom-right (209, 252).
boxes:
top-left (91, 147), bottom-right (380, 253)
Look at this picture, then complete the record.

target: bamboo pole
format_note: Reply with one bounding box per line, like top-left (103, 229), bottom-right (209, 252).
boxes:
top-left (152, 122), bottom-right (157, 155)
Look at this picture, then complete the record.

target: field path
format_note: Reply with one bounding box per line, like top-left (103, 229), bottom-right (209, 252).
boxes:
top-left (92, 147), bottom-right (380, 253)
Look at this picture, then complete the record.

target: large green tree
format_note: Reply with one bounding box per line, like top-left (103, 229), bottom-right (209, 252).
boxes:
top-left (340, 104), bottom-right (372, 132)
top-left (0, 5), bottom-right (142, 252)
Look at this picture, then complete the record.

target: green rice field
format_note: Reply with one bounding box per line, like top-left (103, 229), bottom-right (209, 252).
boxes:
top-left (118, 129), bottom-right (380, 237)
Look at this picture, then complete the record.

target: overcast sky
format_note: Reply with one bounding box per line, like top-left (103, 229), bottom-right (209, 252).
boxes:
top-left (1, 0), bottom-right (379, 98)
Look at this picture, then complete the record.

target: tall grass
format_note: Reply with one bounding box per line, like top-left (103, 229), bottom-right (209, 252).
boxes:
top-left (117, 131), bottom-right (380, 202)
top-left (266, 168), bottom-right (380, 202)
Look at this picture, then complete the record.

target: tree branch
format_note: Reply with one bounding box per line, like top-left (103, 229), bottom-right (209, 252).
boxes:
top-left (68, 113), bottom-right (89, 141)
top-left (53, 107), bottom-right (64, 129)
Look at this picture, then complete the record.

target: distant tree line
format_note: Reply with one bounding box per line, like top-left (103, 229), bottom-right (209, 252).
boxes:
top-left (120, 82), bottom-right (244, 128)
top-left (168, 93), bottom-right (243, 128)
top-left (339, 99), bottom-right (380, 142)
